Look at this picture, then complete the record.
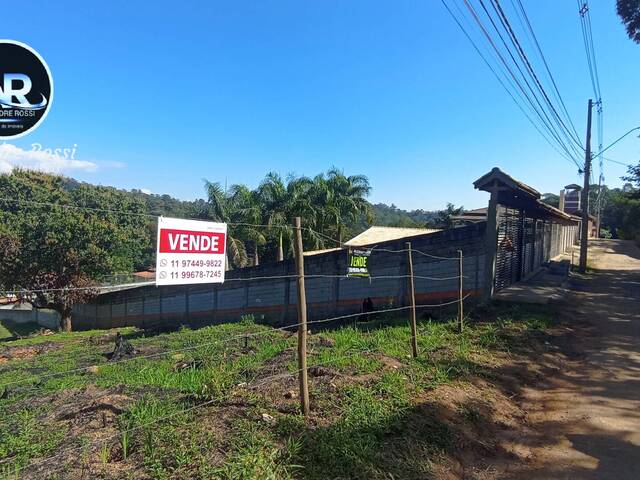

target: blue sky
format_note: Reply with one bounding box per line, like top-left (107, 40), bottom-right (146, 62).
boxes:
top-left (4, 0), bottom-right (639, 210)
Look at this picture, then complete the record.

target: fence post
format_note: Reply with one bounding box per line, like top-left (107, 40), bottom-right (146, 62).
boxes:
top-left (457, 250), bottom-right (464, 333)
top-left (406, 242), bottom-right (418, 358)
top-left (293, 217), bottom-right (310, 416)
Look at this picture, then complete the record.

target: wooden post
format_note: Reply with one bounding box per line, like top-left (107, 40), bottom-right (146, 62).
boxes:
top-left (457, 250), bottom-right (464, 333)
top-left (293, 217), bottom-right (310, 415)
top-left (406, 242), bottom-right (418, 358)
top-left (483, 181), bottom-right (499, 302)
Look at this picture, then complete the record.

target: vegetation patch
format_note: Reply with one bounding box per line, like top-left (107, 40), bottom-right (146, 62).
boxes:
top-left (0, 304), bottom-right (555, 479)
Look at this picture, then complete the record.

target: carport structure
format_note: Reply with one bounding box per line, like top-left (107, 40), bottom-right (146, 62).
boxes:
top-left (475, 168), bottom-right (579, 300)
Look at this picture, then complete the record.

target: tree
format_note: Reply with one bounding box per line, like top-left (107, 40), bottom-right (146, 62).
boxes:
top-left (617, 0), bottom-right (640, 43)
top-left (622, 160), bottom-right (640, 193)
top-left (322, 168), bottom-right (373, 244)
top-left (0, 169), bottom-right (150, 331)
top-left (258, 172), bottom-right (295, 262)
top-left (434, 203), bottom-right (464, 229)
top-left (541, 193), bottom-right (560, 208)
top-left (227, 184), bottom-right (266, 266)
top-left (202, 180), bottom-right (249, 269)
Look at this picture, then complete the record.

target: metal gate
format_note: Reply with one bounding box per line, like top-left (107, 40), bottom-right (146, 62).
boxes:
top-left (495, 209), bottom-right (554, 291)
top-left (495, 207), bottom-right (523, 291)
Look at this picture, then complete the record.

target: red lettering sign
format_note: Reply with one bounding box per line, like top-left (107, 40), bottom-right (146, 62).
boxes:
top-left (158, 228), bottom-right (226, 254)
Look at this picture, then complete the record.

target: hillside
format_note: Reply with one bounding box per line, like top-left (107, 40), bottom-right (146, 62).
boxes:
top-left (58, 177), bottom-right (438, 231)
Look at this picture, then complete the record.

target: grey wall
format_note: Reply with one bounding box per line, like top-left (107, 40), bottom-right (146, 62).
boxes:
top-left (0, 306), bottom-right (60, 329)
top-left (73, 223), bottom-right (488, 331)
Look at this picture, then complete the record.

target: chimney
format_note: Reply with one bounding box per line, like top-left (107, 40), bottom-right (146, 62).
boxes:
top-left (559, 189), bottom-right (566, 212)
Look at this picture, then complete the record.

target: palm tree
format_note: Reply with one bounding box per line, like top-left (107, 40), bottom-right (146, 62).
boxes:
top-left (203, 180), bottom-right (249, 269)
top-left (228, 184), bottom-right (266, 266)
top-left (258, 173), bottom-right (313, 260)
top-left (325, 168), bottom-right (373, 244)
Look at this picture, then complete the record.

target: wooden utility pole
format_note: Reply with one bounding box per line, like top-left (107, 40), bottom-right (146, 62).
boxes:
top-left (293, 217), bottom-right (310, 415)
top-left (579, 99), bottom-right (593, 273)
top-left (406, 242), bottom-right (418, 358)
top-left (457, 250), bottom-right (464, 333)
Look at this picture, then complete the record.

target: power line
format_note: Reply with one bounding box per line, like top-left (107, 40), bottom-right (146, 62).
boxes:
top-left (471, 0), bottom-right (582, 162)
top-left (443, 0), bottom-right (583, 169)
top-left (441, 0), bottom-right (580, 167)
top-left (489, 0), bottom-right (584, 153)
top-left (510, 0), bottom-right (582, 142)
top-left (603, 156), bottom-right (635, 168)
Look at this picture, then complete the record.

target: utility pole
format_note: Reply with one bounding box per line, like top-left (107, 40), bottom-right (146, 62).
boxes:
top-left (579, 99), bottom-right (593, 273)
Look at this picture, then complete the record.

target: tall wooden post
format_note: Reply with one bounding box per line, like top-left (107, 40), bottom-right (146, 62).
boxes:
top-left (579, 99), bottom-right (593, 273)
top-left (293, 217), bottom-right (310, 415)
top-left (457, 250), bottom-right (464, 333)
top-left (483, 181), bottom-right (500, 302)
top-left (406, 242), bottom-right (418, 358)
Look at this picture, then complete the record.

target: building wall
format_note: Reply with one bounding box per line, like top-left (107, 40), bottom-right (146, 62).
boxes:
top-left (72, 223), bottom-right (488, 331)
top-left (494, 205), bottom-right (578, 292)
top-left (0, 305), bottom-right (60, 329)
top-left (71, 213), bottom-right (577, 332)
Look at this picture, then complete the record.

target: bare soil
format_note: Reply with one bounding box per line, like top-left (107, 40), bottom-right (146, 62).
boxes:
top-left (475, 239), bottom-right (640, 479)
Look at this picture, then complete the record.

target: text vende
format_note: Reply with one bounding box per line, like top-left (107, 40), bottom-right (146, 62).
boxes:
top-left (159, 228), bottom-right (226, 254)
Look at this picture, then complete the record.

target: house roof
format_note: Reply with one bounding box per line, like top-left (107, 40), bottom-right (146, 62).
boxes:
top-left (474, 167), bottom-right (541, 198)
top-left (344, 226), bottom-right (440, 247)
top-left (452, 207), bottom-right (488, 223)
top-left (473, 168), bottom-right (577, 223)
top-left (304, 247), bottom-right (343, 256)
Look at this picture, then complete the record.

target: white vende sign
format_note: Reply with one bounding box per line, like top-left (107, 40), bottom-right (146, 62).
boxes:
top-left (156, 217), bottom-right (227, 286)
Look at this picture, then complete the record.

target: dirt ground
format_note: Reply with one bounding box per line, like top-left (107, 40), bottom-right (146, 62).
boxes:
top-left (488, 239), bottom-right (640, 479)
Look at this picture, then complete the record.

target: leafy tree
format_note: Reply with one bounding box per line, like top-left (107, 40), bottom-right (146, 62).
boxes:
top-left (541, 193), bottom-right (560, 208)
top-left (617, 0), bottom-right (640, 43)
top-left (434, 203), bottom-right (464, 229)
top-left (0, 169), bottom-right (150, 331)
top-left (622, 161), bottom-right (640, 194)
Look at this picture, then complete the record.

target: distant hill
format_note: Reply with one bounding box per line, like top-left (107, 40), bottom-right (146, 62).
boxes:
top-left (56, 176), bottom-right (206, 219)
top-left (55, 177), bottom-right (439, 240)
top-left (58, 176), bottom-right (438, 230)
top-left (370, 203), bottom-right (438, 227)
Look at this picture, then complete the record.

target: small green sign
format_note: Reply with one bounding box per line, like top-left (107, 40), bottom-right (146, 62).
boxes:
top-left (347, 248), bottom-right (371, 277)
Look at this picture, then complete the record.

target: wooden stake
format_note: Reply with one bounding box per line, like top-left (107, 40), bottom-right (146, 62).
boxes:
top-left (293, 217), bottom-right (310, 415)
top-left (458, 250), bottom-right (464, 333)
top-left (406, 242), bottom-right (418, 358)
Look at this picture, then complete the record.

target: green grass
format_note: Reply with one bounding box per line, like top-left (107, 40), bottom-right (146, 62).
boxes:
top-left (0, 303), bottom-right (554, 479)
top-left (0, 320), bottom-right (42, 341)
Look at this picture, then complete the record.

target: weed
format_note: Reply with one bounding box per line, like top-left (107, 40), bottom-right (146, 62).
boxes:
top-left (100, 443), bottom-right (111, 467)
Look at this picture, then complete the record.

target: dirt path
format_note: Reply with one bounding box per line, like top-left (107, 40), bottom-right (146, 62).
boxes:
top-left (501, 239), bottom-right (640, 479)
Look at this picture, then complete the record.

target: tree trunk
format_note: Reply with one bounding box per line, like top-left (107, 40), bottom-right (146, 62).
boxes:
top-left (277, 232), bottom-right (284, 262)
top-left (61, 310), bottom-right (72, 332)
top-left (254, 244), bottom-right (260, 266)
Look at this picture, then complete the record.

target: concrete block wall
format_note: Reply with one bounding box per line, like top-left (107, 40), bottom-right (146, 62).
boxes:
top-left (72, 222), bottom-right (488, 331)
top-left (0, 305), bottom-right (60, 330)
